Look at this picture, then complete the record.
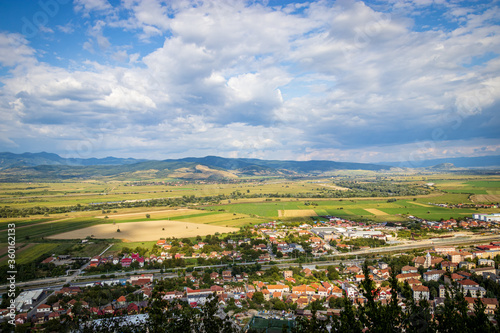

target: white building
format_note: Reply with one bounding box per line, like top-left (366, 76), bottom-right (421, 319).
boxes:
top-left (14, 289), bottom-right (44, 311)
top-left (473, 213), bottom-right (500, 222)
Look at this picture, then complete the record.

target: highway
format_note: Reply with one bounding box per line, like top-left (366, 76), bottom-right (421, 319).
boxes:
top-left (2, 234), bottom-right (498, 291)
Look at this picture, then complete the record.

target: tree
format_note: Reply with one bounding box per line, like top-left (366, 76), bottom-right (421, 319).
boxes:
top-left (332, 296), bottom-right (363, 333)
top-left (253, 292), bottom-right (265, 304)
top-left (46, 295), bottom-right (59, 305)
top-left (273, 300), bottom-right (286, 311)
top-left (469, 298), bottom-right (495, 333)
top-left (328, 296), bottom-right (344, 309)
top-left (327, 265), bottom-right (339, 280)
top-left (292, 308), bottom-right (330, 333)
top-left (146, 214), bottom-right (151, 219)
top-left (405, 298), bottom-right (435, 333)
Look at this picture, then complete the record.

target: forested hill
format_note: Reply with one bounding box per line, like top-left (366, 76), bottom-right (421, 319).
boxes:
top-left (0, 152), bottom-right (146, 170)
top-left (380, 155), bottom-right (500, 168)
top-left (0, 153), bottom-right (390, 181)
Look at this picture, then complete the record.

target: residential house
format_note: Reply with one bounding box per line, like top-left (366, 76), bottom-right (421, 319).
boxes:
top-left (322, 281), bottom-right (333, 292)
top-left (447, 252), bottom-right (463, 264)
top-left (120, 257), bottom-right (132, 267)
top-left (127, 303), bottom-right (139, 315)
top-left (48, 312), bottom-right (60, 321)
top-left (342, 282), bottom-right (358, 299)
top-left (301, 268), bottom-right (313, 277)
top-left (444, 273), bottom-right (464, 285)
top-left (478, 259), bottom-right (495, 267)
top-left (89, 256), bottom-right (101, 268)
top-left (117, 296), bottom-right (127, 307)
top-left (396, 273), bottom-right (421, 283)
top-left (440, 261), bottom-right (458, 272)
top-left (186, 288), bottom-right (215, 305)
top-left (458, 279), bottom-right (486, 298)
top-left (472, 266), bottom-right (497, 276)
top-left (465, 297), bottom-right (498, 314)
top-left (264, 285), bottom-right (288, 293)
top-left (423, 270), bottom-right (445, 282)
top-left (459, 261), bottom-right (476, 270)
top-left (162, 291), bottom-right (184, 301)
top-left (222, 271), bottom-right (233, 282)
top-left (36, 304), bottom-right (51, 313)
top-left (433, 246), bottom-right (456, 254)
top-left (406, 278), bottom-right (423, 287)
top-left (317, 286), bottom-right (328, 298)
top-left (401, 266), bottom-right (418, 274)
top-left (412, 285), bottom-right (430, 301)
top-left (292, 285), bottom-right (316, 296)
top-left (378, 262), bottom-right (389, 270)
top-left (345, 266), bottom-right (362, 275)
top-left (262, 289), bottom-right (271, 301)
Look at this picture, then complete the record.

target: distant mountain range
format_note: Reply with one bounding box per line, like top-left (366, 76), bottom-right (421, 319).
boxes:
top-left (0, 152), bottom-right (498, 181)
top-left (379, 155), bottom-right (500, 168)
top-left (0, 152), bottom-right (146, 170)
top-left (0, 152), bottom-right (389, 181)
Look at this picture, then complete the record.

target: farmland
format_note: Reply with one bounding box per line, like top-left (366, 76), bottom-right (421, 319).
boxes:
top-left (0, 179), bottom-right (351, 209)
top-left (210, 197), bottom-right (481, 222)
top-left (0, 173), bottom-right (499, 267)
top-left (48, 220), bottom-right (239, 242)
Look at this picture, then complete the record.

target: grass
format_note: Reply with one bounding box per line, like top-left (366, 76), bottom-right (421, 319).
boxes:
top-left (444, 189), bottom-right (488, 194)
top-left (0, 218), bottom-right (55, 230)
top-left (0, 175), bottom-right (498, 266)
top-left (15, 243), bottom-right (60, 265)
top-left (424, 193), bottom-right (472, 204)
top-left (0, 179), bottom-right (348, 209)
top-left (428, 178), bottom-right (500, 202)
top-left (465, 181), bottom-right (500, 188)
top-left (105, 211), bottom-right (214, 223)
top-left (108, 241), bottom-right (157, 254)
top-left (208, 197), bottom-right (483, 222)
top-left (69, 242), bottom-right (111, 257)
top-left (0, 217), bottom-right (102, 241)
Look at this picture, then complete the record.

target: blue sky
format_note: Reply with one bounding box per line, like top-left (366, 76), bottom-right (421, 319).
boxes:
top-left (0, 0), bottom-right (499, 164)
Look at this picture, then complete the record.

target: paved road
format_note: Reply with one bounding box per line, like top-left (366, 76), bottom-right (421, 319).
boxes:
top-left (2, 234), bottom-right (498, 291)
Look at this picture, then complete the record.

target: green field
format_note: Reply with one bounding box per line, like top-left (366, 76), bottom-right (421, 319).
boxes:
top-left (0, 217), bottom-right (102, 242)
top-left (0, 179), bottom-right (339, 209)
top-left (1, 174), bottom-right (499, 267)
top-left (69, 242), bottom-right (111, 257)
top-left (210, 198), bottom-right (481, 222)
top-left (465, 181), bottom-right (500, 188)
top-left (108, 241), bottom-right (157, 254)
top-left (15, 243), bottom-right (61, 264)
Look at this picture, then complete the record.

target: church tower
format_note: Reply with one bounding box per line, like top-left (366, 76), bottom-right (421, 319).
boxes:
top-left (424, 251), bottom-right (431, 269)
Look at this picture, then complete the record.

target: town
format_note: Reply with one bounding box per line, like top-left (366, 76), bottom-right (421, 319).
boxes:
top-left (3, 212), bottom-right (500, 331)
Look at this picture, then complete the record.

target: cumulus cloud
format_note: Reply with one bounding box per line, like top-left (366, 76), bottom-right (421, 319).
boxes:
top-left (0, 0), bottom-right (499, 161)
top-left (0, 33), bottom-right (37, 67)
top-left (74, 0), bottom-right (113, 15)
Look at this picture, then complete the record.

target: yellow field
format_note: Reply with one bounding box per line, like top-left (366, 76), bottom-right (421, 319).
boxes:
top-left (97, 208), bottom-right (201, 220)
top-left (364, 208), bottom-right (389, 216)
top-left (175, 213), bottom-right (249, 224)
top-left (317, 183), bottom-right (349, 191)
top-left (48, 220), bottom-right (239, 241)
top-left (279, 209), bottom-right (318, 217)
top-left (472, 194), bottom-right (500, 203)
top-left (408, 202), bottom-right (432, 207)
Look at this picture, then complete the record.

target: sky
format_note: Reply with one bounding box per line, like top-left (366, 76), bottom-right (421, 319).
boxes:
top-left (0, 0), bottom-right (499, 166)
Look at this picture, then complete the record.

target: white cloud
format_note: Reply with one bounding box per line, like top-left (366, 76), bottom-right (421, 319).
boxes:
top-left (0, 0), bottom-right (499, 162)
top-left (0, 33), bottom-right (36, 67)
top-left (74, 0), bottom-right (113, 15)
